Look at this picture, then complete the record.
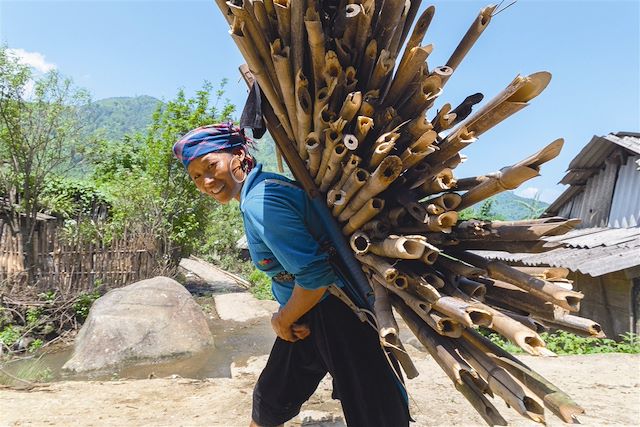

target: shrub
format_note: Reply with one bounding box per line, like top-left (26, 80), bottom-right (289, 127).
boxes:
top-left (248, 269), bottom-right (273, 301)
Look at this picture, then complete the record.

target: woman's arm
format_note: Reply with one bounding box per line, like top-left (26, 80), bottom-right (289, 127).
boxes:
top-left (271, 284), bottom-right (328, 342)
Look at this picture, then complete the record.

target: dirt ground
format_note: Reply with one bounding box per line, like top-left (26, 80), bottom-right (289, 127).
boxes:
top-left (1, 349), bottom-right (639, 427)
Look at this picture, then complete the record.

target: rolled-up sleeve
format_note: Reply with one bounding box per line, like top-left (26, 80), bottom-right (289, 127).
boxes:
top-left (243, 182), bottom-right (337, 290)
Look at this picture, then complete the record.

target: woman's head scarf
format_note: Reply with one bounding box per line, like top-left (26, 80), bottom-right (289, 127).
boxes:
top-left (173, 122), bottom-right (253, 169)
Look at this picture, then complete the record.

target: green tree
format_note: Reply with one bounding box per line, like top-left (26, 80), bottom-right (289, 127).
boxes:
top-left (0, 46), bottom-right (91, 280)
top-left (91, 80), bottom-right (236, 259)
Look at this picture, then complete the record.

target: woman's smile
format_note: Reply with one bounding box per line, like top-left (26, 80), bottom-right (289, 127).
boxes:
top-left (187, 151), bottom-right (245, 204)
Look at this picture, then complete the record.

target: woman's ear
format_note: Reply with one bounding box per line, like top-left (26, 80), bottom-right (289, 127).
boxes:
top-left (233, 148), bottom-right (246, 162)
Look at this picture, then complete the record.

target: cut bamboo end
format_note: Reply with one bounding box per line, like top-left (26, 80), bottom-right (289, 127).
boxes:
top-left (332, 168), bottom-right (369, 217)
top-left (349, 231), bottom-right (371, 255)
top-left (369, 235), bottom-right (427, 259)
top-left (305, 132), bottom-right (322, 177)
top-left (327, 189), bottom-right (346, 209)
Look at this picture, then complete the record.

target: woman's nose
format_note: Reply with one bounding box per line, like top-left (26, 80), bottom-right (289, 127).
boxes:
top-left (203, 175), bottom-right (216, 186)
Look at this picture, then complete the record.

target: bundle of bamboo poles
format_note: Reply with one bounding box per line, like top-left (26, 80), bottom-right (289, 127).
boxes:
top-left (215, 1), bottom-right (601, 424)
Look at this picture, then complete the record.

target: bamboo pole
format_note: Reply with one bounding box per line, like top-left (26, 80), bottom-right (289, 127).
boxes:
top-left (452, 72), bottom-right (552, 138)
top-left (338, 155), bottom-right (403, 222)
top-left (271, 39), bottom-right (298, 138)
top-left (399, 74), bottom-right (442, 117)
top-left (339, 91), bottom-right (362, 123)
top-left (369, 132), bottom-right (400, 169)
top-left (442, 5), bottom-right (496, 86)
top-left (397, 6), bottom-right (435, 75)
top-left (456, 251), bottom-right (583, 312)
top-left (357, 253), bottom-right (400, 285)
top-left (320, 143), bottom-right (349, 192)
top-left (361, 218), bottom-right (391, 240)
top-left (315, 129), bottom-right (343, 185)
top-left (359, 39), bottom-right (378, 90)
top-left (391, 296), bottom-right (507, 426)
top-left (305, 6), bottom-right (327, 93)
top-left (387, 0), bottom-right (412, 59)
top-left (368, 235), bottom-right (426, 259)
top-left (332, 154), bottom-right (361, 192)
top-left (360, 89), bottom-right (379, 118)
top-left (332, 168), bottom-right (369, 217)
top-left (274, 0), bottom-right (291, 46)
top-left (354, 116), bottom-right (374, 148)
top-left (385, 44), bottom-right (433, 106)
top-left (295, 70), bottom-right (312, 160)
top-left (353, 0), bottom-right (375, 65)
top-left (343, 198), bottom-right (385, 235)
top-left (432, 103), bottom-right (457, 133)
top-left (458, 139), bottom-right (564, 210)
top-left (229, 17), bottom-right (295, 140)
top-left (367, 49), bottom-right (395, 92)
top-left (253, 0), bottom-right (275, 42)
top-left (371, 278), bottom-right (399, 345)
top-left (462, 329), bottom-right (585, 423)
top-left (456, 338), bottom-right (547, 423)
top-left (419, 167), bottom-right (457, 195)
top-left (344, 66), bottom-right (358, 94)
top-left (541, 314), bottom-right (606, 338)
top-left (305, 132), bottom-right (322, 177)
top-left (289, 0), bottom-right (305, 75)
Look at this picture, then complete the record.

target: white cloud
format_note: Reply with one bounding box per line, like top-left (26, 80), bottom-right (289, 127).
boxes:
top-left (7, 48), bottom-right (56, 73)
top-left (515, 187), bottom-right (540, 199)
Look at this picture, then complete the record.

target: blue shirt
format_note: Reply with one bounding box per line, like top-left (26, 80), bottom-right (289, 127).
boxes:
top-left (240, 164), bottom-right (344, 306)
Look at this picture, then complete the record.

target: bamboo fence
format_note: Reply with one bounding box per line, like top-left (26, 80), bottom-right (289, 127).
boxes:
top-left (0, 218), bottom-right (167, 296)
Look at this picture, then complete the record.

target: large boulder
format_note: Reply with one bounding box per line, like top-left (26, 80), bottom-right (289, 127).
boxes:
top-left (63, 276), bottom-right (213, 372)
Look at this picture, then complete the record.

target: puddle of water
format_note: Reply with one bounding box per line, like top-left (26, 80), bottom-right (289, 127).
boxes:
top-left (1, 316), bottom-right (275, 383)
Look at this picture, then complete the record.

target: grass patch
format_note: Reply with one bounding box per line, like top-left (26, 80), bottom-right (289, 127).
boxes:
top-left (479, 328), bottom-right (640, 355)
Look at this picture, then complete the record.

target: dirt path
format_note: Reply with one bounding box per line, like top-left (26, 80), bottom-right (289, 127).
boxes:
top-left (1, 350), bottom-right (638, 427)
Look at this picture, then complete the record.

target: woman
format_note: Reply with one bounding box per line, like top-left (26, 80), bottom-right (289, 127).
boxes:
top-left (174, 123), bottom-right (409, 427)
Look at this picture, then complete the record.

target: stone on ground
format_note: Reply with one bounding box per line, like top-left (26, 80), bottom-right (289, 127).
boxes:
top-left (214, 292), bottom-right (278, 322)
top-left (63, 276), bottom-right (213, 372)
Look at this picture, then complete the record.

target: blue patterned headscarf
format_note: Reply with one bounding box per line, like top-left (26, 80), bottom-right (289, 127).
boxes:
top-left (173, 123), bottom-right (251, 169)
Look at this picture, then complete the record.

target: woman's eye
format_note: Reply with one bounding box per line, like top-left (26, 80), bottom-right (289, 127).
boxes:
top-left (193, 174), bottom-right (201, 180)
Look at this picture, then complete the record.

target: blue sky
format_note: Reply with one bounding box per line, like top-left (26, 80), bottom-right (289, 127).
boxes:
top-left (1, 0), bottom-right (639, 203)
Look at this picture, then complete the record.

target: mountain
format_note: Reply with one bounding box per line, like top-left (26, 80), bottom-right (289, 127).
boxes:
top-left (469, 191), bottom-right (549, 221)
top-left (83, 95), bottom-right (162, 141)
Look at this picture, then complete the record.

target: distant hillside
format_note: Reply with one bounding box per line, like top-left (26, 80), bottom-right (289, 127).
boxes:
top-left (464, 191), bottom-right (549, 221)
top-left (251, 131), bottom-right (293, 178)
top-left (83, 95), bottom-right (162, 140)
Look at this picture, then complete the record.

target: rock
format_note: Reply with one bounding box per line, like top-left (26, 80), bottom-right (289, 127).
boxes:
top-left (63, 276), bottom-right (213, 372)
top-left (214, 293), bottom-right (278, 322)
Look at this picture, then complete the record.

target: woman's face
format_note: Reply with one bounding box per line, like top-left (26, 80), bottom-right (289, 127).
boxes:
top-left (187, 150), bottom-right (246, 204)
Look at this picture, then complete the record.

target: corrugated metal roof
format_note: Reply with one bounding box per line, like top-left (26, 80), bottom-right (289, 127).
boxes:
top-left (474, 226), bottom-right (640, 277)
top-left (546, 132), bottom-right (640, 217)
top-left (608, 155), bottom-right (640, 228)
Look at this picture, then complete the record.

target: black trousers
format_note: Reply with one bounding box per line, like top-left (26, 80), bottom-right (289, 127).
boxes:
top-left (252, 295), bottom-right (410, 427)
